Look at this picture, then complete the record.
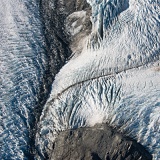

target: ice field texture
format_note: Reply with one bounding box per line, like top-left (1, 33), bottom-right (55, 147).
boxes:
top-left (0, 0), bottom-right (48, 159)
top-left (36, 0), bottom-right (160, 159)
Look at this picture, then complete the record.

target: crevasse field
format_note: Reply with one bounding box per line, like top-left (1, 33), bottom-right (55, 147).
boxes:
top-left (0, 0), bottom-right (160, 160)
top-left (0, 0), bottom-right (47, 159)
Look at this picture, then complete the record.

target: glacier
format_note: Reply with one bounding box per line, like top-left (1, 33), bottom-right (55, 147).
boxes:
top-left (0, 0), bottom-right (49, 159)
top-left (0, 0), bottom-right (159, 159)
top-left (36, 0), bottom-right (160, 159)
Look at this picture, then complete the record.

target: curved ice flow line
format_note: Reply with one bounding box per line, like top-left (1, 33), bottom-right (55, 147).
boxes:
top-left (0, 0), bottom-right (47, 159)
top-left (36, 0), bottom-right (160, 159)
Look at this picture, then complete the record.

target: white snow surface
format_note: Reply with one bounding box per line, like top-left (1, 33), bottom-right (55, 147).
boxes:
top-left (36, 0), bottom-right (160, 159)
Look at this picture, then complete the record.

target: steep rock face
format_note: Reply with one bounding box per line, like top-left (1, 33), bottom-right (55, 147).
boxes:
top-left (51, 124), bottom-right (152, 160)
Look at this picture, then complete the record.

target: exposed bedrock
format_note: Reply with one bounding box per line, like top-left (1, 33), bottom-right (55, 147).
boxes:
top-left (39, 0), bottom-right (91, 62)
top-left (51, 123), bottom-right (152, 160)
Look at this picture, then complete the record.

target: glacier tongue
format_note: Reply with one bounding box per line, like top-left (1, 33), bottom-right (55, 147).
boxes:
top-left (36, 0), bottom-right (160, 159)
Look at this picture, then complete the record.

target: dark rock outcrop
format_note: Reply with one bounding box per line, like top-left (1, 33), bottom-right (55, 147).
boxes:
top-left (39, 0), bottom-right (91, 78)
top-left (51, 123), bottom-right (152, 160)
